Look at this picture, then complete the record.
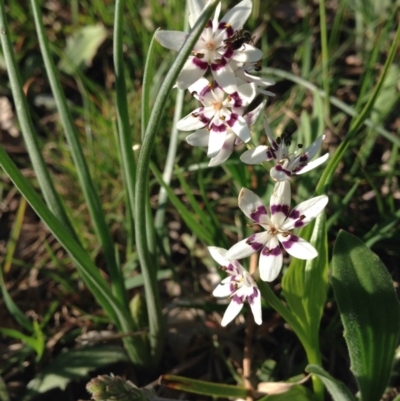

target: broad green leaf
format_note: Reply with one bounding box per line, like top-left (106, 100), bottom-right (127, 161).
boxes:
top-left (58, 25), bottom-right (107, 74)
top-left (306, 365), bottom-right (355, 401)
top-left (25, 345), bottom-right (128, 395)
top-left (331, 231), bottom-right (400, 401)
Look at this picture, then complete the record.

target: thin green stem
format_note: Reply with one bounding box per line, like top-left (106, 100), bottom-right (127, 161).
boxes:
top-left (318, 0), bottom-right (330, 116)
top-left (113, 0), bottom-right (135, 260)
top-left (135, 0), bottom-right (220, 366)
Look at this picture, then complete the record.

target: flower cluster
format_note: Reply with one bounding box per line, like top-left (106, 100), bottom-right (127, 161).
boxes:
top-left (157, 0), bottom-right (329, 326)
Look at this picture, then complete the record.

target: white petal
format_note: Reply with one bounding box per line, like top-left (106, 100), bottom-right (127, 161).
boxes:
top-left (221, 298), bottom-right (244, 326)
top-left (208, 132), bottom-right (236, 166)
top-left (281, 195), bottom-right (328, 231)
top-left (244, 100), bottom-right (265, 126)
top-left (220, 0), bottom-right (252, 31)
top-left (278, 234), bottom-right (318, 260)
top-left (226, 232), bottom-right (271, 259)
top-left (177, 109), bottom-right (208, 131)
top-left (213, 278), bottom-right (236, 298)
top-left (294, 153), bottom-right (329, 175)
top-left (270, 181), bottom-right (291, 227)
top-left (188, 0), bottom-right (206, 26)
top-left (236, 82), bottom-right (257, 106)
top-left (207, 128), bottom-right (227, 157)
top-left (263, 117), bottom-right (277, 148)
top-left (208, 246), bottom-right (229, 266)
top-left (238, 187), bottom-right (270, 224)
top-left (270, 164), bottom-right (292, 182)
top-left (247, 287), bottom-right (262, 325)
top-left (233, 45), bottom-right (263, 63)
top-left (227, 114), bottom-right (251, 143)
top-left (188, 77), bottom-right (211, 95)
top-left (211, 64), bottom-right (237, 94)
top-left (177, 58), bottom-right (208, 90)
top-left (155, 30), bottom-right (187, 51)
top-left (186, 129), bottom-right (209, 147)
top-left (259, 237), bottom-right (283, 282)
top-left (304, 135), bottom-right (325, 160)
top-left (240, 146), bottom-right (269, 164)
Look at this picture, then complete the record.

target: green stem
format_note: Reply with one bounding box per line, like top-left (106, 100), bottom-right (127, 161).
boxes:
top-left (134, 0), bottom-right (220, 366)
top-left (113, 0), bottom-right (136, 259)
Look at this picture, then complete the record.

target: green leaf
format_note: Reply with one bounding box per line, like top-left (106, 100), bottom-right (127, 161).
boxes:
top-left (257, 384), bottom-right (313, 401)
top-left (0, 376), bottom-right (10, 401)
top-left (306, 365), bottom-right (355, 401)
top-left (160, 375), bottom-right (248, 398)
top-left (58, 25), bottom-right (107, 74)
top-left (331, 231), bottom-right (400, 401)
top-left (25, 345), bottom-right (129, 395)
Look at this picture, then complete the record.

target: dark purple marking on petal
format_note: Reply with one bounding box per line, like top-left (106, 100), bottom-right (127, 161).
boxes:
top-left (197, 112), bottom-right (210, 125)
top-left (226, 113), bottom-right (239, 128)
top-left (293, 214), bottom-right (306, 228)
top-left (232, 294), bottom-right (245, 304)
top-left (275, 164), bottom-right (292, 177)
top-left (226, 263), bottom-right (234, 272)
top-left (211, 57), bottom-right (228, 71)
top-left (288, 209), bottom-right (300, 219)
top-left (210, 123), bottom-right (227, 133)
top-left (299, 154), bottom-right (308, 163)
top-left (270, 204), bottom-right (290, 217)
top-left (247, 287), bottom-right (258, 304)
top-left (229, 283), bottom-right (237, 292)
top-left (192, 57), bottom-right (208, 70)
top-left (206, 19), bottom-right (213, 29)
top-left (292, 165), bottom-right (304, 173)
top-left (229, 91), bottom-right (242, 108)
top-left (261, 244), bottom-right (282, 257)
top-left (245, 234), bottom-right (264, 251)
top-left (266, 148), bottom-right (276, 160)
top-left (222, 47), bottom-right (234, 59)
top-left (250, 205), bottom-right (268, 223)
top-left (281, 234), bottom-right (299, 249)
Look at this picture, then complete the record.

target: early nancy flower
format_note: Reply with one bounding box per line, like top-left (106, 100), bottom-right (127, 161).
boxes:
top-left (177, 77), bottom-right (258, 158)
top-left (241, 118), bottom-right (329, 181)
top-left (186, 99), bottom-right (264, 166)
top-left (209, 246), bottom-right (262, 326)
top-left (225, 183), bottom-right (328, 282)
top-left (155, 0), bottom-right (263, 92)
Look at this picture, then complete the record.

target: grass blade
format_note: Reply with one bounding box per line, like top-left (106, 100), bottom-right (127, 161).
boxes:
top-left (29, 0), bottom-right (124, 301)
top-left (0, 1), bottom-right (76, 238)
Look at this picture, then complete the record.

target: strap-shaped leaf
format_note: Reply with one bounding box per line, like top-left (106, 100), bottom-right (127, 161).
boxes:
top-left (332, 231), bottom-right (400, 401)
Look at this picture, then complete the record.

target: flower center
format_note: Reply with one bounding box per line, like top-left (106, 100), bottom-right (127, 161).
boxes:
top-left (213, 101), bottom-right (223, 110)
top-left (206, 40), bottom-right (216, 51)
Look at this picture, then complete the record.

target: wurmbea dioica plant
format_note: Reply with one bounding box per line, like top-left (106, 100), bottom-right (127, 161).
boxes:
top-left (157, 0), bottom-right (329, 326)
top-left (1, 0), bottom-right (400, 399)
top-left (155, 0), bottom-right (400, 400)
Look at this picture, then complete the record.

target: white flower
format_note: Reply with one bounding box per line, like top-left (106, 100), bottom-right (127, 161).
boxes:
top-left (241, 118), bottom-right (329, 181)
top-left (209, 246), bottom-right (262, 326)
top-left (230, 60), bottom-right (275, 96)
top-left (225, 183), bottom-right (329, 282)
top-left (155, 0), bottom-right (263, 92)
top-left (186, 98), bottom-right (264, 166)
top-left (177, 77), bottom-right (257, 158)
